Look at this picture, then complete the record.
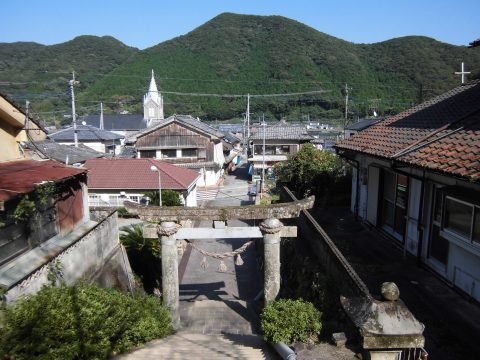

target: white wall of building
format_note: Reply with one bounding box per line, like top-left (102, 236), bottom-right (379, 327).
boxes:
top-left (350, 153), bottom-right (480, 302)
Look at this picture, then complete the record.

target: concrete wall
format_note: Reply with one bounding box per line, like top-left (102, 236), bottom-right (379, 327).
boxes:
top-left (2, 209), bottom-right (133, 303)
top-left (280, 187), bottom-right (371, 299)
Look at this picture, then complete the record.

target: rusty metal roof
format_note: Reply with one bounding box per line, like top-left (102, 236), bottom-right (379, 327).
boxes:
top-left (0, 160), bottom-right (86, 202)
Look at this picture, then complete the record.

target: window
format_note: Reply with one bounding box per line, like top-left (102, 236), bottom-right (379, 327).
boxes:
top-left (428, 187), bottom-right (449, 265)
top-left (444, 198), bottom-right (473, 238)
top-left (275, 145), bottom-right (290, 154)
top-left (182, 148), bottom-right (197, 157)
top-left (161, 149), bottom-right (176, 158)
top-left (381, 171), bottom-right (408, 238)
top-left (148, 108), bottom-right (155, 117)
top-left (443, 195), bottom-right (480, 245)
top-left (140, 150), bottom-right (156, 158)
top-left (254, 145), bottom-right (289, 155)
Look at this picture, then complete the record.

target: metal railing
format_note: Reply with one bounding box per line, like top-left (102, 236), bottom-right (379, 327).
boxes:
top-left (401, 348), bottom-right (429, 360)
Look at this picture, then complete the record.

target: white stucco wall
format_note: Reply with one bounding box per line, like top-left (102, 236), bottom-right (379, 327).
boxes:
top-left (195, 168), bottom-right (222, 187)
top-left (350, 153), bottom-right (480, 301)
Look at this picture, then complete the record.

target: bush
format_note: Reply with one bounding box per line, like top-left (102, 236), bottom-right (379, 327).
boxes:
top-left (0, 283), bottom-right (172, 360)
top-left (261, 299), bottom-right (322, 345)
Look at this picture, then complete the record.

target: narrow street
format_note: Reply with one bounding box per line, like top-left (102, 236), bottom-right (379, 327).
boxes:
top-left (121, 162), bottom-right (278, 359)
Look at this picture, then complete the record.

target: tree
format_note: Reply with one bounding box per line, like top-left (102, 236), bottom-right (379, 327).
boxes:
top-left (276, 143), bottom-right (344, 199)
top-left (120, 223), bottom-right (161, 293)
top-left (143, 189), bottom-right (182, 206)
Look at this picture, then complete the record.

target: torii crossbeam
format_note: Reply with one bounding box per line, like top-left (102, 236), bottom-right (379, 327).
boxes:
top-left (125, 196), bottom-right (314, 329)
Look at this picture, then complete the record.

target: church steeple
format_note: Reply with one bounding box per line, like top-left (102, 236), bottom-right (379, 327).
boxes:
top-left (147, 70), bottom-right (160, 104)
top-left (143, 69), bottom-right (164, 123)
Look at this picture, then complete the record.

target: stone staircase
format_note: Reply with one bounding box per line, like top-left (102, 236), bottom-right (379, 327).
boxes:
top-left (117, 300), bottom-right (278, 359)
top-left (118, 331), bottom-right (277, 359)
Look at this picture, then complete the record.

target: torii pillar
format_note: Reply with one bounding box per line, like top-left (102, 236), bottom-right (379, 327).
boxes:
top-left (158, 221), bottom-right (181, 330)
top-left (260, 218), bottom-right (283, 304)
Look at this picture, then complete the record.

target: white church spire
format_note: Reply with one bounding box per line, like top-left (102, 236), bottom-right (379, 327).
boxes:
top-left (147, 69), bottom-right (160, 104)
top-left (143, 69), bottom-right (164, 123)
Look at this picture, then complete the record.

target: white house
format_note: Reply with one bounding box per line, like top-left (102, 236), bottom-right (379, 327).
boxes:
top-left (84, 158), bottom-right (200, 207)
top-left (336, 80), bottom-right (480, 302)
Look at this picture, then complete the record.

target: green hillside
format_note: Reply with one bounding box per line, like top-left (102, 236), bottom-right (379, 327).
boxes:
top-left (1, 13), bottom-right (479, 124)
top-left (0, 36), bottom-right (138, 122)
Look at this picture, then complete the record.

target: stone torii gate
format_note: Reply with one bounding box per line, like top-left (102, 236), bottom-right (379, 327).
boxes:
top-left (125, 196), bottom-right (314, 329)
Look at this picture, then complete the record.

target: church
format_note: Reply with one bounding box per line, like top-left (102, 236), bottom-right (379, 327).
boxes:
top-left (81, 70), bottom-right (227, 187)
top-left (80, 70), bottom-right (165, 137)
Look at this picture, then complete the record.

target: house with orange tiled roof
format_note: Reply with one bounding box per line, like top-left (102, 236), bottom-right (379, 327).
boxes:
top-left (335, 80), bottom-right (480, 302)
top-left (84, 158), bottom-right (201, 207)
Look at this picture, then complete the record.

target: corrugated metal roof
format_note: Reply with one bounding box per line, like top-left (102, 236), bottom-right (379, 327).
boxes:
top-left (49, 124), bottom-right (124, 141)
top-left (0, 160), bottom-right (86, 201)
top-left (80, 114), bottom-right (148, 131)
top-left (24, 140), bottom-right (105, 164)
top-left (84, 158), bottom-right (200, 190)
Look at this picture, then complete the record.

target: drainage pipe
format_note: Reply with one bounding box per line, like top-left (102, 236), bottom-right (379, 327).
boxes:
top-left (271, 342), bottom-right (297, 360)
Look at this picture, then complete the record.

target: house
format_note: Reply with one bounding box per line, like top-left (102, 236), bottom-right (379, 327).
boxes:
top-left (84, 158), bottom-right (200, 207)
top-left (49, 124), bottom-right (124, 154)
top-left (248, 123), bottom-right (313, 180)
top-left (0, 96), bottom-right (132, 303)
top-left (335, 80), bottom-right (480, 302)
top-left (80, 114), bottom-right (148, 137)
top-left (343, 118), bottom-right (382, 140)
top-left (22, 139), bottom-right (105, 165)
top-left (80, 70), bottom-right (164, 137)
top-left (125, 114), bottom-right (226, 187)
top-left (0, 94), bottom-right (47, 162)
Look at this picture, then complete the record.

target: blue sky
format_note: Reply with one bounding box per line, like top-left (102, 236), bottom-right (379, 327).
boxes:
top-left (2, 0), bottom-right (479, 49)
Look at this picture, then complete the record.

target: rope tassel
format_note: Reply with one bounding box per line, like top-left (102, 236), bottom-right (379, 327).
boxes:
top-left (200, 256), bottom-right (209, 270)
top-left (235, 254), bottom-right (244, 266)
top-left (218, 261), bottom-right (227, 273)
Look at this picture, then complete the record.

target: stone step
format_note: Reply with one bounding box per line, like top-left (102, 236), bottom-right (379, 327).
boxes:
top-left (180, 299), bottom-right (260, 335)
top-left (117, 331), bottom-right (278, 359)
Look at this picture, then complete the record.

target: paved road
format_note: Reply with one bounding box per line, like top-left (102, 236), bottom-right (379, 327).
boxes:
top-left (180, 163), bottom-right (263, 335)
top-left (119, 162), bottom-right (277, 359)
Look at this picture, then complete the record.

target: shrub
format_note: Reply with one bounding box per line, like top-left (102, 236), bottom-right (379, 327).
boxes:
top-left (0, 283), bottom-right (172, 360)
top-left (261, 299), bottom-right (322, 345)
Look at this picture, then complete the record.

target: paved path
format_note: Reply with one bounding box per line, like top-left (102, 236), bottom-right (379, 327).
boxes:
top-left (121, 162), bottom-right (277, 359)
top-left (118, 331), bottom-right (277, 359)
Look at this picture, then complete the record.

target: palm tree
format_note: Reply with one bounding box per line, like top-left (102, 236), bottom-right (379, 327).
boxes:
top-left (120, 223), bottom-right (162, 293)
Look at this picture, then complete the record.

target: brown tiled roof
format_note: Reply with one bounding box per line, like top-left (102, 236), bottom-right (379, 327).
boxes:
top-left (84, 158), bottom-right (200, 190)
top-left (336, 80), bottom-right (480, 182)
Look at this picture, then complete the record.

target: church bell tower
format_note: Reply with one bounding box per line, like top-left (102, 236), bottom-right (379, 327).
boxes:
top-left (143, 70), bottom-right (164, 126)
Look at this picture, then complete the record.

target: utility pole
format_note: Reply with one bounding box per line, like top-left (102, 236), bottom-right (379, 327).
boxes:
top-left (261, 114), bottom-right (266, 198)
top-left (246, 93), bottom-right (250, 142)
top-left (100, 102), bottom-right (104, 130)
top-left (344, 83), bottom-right (349, 120)
top-left (69, 72), bottom-right (80, 147)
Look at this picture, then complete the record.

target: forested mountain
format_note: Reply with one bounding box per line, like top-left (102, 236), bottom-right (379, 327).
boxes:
top-left (1, 13), bottom-right (479, 124)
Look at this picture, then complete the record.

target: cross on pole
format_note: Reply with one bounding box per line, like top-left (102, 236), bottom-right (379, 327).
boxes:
top-left (455, 62), bottom-right (471, 84)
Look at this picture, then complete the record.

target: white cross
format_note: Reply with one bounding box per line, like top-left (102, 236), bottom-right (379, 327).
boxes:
top-left (455, 62), bottom-right (471, 84)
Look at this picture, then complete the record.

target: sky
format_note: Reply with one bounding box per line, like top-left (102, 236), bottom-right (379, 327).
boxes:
top-left (2, 0), bottom-right (479, 49)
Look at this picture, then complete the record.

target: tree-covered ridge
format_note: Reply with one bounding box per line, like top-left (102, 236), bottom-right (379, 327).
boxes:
top-left (1, 13), bottom-right (479, 123)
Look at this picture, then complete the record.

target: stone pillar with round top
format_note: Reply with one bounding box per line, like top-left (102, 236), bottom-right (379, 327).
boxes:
top-left (157, 221), bottom-right (181, 330)
top-left (259, 218), bottom-right (284, 305)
